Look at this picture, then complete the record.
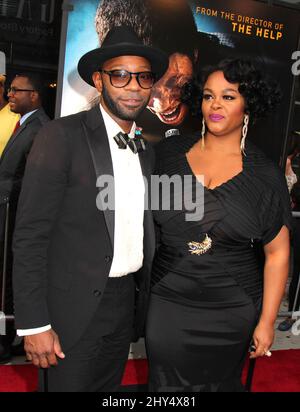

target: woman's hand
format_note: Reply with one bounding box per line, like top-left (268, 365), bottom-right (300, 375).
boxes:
top-left (250, 321), bottom-right (274, 359)
top-left (250, 226), bottom-right (290, 359)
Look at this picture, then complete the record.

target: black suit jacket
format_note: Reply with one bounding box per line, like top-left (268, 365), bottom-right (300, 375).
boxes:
top-left (0, 108), bottom-right (50, 205)
top-left (12, 106), bottom-right (156, 350)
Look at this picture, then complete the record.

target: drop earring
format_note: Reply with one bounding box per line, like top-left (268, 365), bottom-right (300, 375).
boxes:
top-left (201, 118), bottom-right (206, 150)
top-left (241, 114), bottom-right (249, 155)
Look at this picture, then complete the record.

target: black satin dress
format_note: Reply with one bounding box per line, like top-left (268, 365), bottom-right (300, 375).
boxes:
top-left (145, 135), bottom-right (292, 392)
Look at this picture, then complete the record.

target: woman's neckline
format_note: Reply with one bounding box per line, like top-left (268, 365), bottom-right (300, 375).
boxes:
top-left (184, 142), bottom-right (246, 192)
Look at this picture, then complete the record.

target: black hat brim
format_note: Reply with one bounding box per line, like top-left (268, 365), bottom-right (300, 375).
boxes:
top-left (78, 43), bottom-right (169, 87)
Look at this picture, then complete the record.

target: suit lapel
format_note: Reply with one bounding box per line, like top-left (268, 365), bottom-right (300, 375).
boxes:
top-left (81, 106), bottom-right (115, 249)
top-left (138, 148), bottom-right (156, 265)
top-left (82, 106), bottom-right (156, 260)
top-left (1, 109), bottom-right (40, 161)
top-left (138, 149), bottom-right (151, 180)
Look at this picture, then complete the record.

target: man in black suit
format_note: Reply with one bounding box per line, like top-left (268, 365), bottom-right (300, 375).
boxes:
top-left (13, 26), bottom-right (168, 391)
top-left (1, 73), bottom-right (50, 202)
top-left (0, 73), bottom-right (49, 363)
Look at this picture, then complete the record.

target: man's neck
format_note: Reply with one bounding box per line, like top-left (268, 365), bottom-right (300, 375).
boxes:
top-left (20, 106), bottom-right (40, 117)
top-left (118, 120), bottom-right (134, 135)
top-left (100, 102), bottom-right (133, 134)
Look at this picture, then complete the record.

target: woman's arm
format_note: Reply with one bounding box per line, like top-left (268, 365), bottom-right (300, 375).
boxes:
top-left (250, 226), bottom-right (290, 359)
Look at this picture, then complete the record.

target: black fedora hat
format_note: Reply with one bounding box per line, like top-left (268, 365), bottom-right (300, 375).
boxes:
top-left (78, 25), bottom-right (169, 87)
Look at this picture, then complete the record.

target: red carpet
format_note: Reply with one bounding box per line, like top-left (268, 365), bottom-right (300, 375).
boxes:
top-left (0, 349), bottom-right (299, 392)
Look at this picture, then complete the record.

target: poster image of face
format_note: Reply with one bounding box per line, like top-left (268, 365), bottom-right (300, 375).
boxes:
top-left (59, 0), bottom-right (298, 160)
top-left (60, 0), bottom-right (202, 135)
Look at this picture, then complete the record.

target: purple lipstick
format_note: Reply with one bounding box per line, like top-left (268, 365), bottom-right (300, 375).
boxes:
top-left (209, 114), bottom-right (224, 121)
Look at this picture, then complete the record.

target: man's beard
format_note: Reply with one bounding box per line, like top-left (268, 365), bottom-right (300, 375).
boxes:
top-left (101, 85), bottom-right (148, 121)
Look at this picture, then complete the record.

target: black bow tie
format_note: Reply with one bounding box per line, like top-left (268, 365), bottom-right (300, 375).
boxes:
top-left (113, 132), bottom-right (146, 154)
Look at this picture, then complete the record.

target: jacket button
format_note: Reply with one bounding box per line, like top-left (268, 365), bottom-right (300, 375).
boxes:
top-left (93, 290), bottom-right (101, 297)
top-left (105, 256), bottom-right (112, 263)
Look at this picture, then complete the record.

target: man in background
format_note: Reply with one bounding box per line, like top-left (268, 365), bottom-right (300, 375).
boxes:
top-left (0, 73), bottom-right (49, 363)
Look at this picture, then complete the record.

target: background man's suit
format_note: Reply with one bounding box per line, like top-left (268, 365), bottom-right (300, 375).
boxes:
top-left (0, 108), bottom-right (50, 206)
top-left (0, 108), bottom-right (49, 359)
top-left (12, 105), bottom-right (155, 389)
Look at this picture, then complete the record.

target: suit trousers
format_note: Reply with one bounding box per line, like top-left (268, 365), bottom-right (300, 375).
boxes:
top-left (39, 274), bottom-right (135, 392)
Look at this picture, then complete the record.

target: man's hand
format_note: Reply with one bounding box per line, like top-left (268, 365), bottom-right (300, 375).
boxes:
top-left (24, 329), bottom-right (65, 368)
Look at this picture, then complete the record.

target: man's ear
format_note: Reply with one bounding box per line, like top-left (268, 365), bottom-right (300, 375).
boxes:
top-left (31, 90), bottom-right (40, 104)
top-left (92, 71), bottom-right (103, 94)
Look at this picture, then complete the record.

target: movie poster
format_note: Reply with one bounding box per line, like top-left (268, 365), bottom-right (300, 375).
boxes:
top-left (58, 0), bottom-right (299, 162)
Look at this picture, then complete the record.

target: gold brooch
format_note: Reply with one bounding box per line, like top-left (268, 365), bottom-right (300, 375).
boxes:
top-left (188, 234), bottom-right (212, 255)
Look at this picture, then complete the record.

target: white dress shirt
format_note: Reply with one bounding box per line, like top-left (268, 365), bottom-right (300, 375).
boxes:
top-left (20, 109), bottom-right (38, 126)
top-left (17, 105), bottom-right (145, 336)
top-left (100, 105), bottom-right (145, 277)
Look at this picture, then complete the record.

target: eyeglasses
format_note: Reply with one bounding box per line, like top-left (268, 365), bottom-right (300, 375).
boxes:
top-left (7, 87), bottom-right (35, 94)
top-left (99, 69), bottom-right (156, 89)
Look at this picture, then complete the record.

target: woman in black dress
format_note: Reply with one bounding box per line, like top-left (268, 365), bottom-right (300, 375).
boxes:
top-left (145, 59), bottom-right (292, 392)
